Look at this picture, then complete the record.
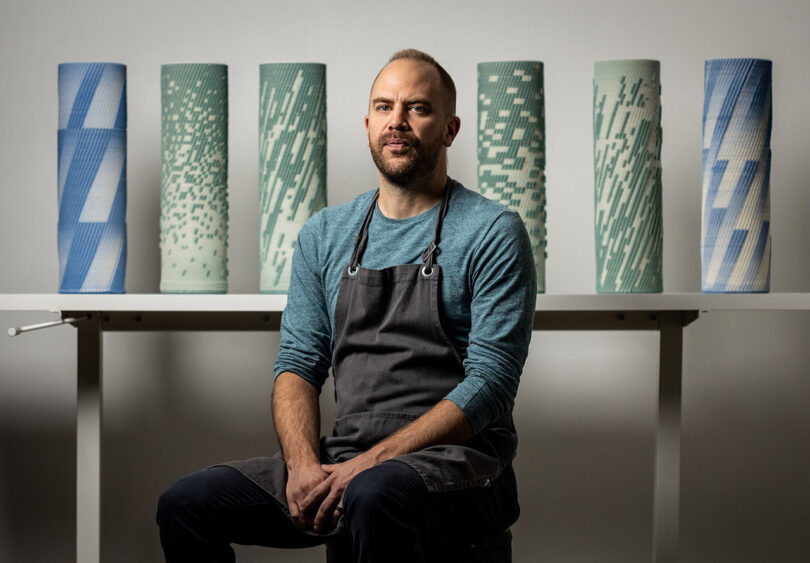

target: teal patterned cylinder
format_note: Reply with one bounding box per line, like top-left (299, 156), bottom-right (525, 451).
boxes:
top-left (478, 61), bottom-right (546, 293)
top-left (259, 63), bottom-right (327, 293)
top-left (593, 60), bottom-right (663, 293)
top-left (160, 64), bottom-right (229, 293)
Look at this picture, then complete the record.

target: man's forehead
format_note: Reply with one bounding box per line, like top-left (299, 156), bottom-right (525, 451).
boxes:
top-left (370, 59), bottom-right (441, 98)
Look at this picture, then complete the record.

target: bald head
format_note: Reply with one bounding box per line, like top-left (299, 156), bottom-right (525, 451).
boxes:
top-left (371, 49), bottom-right (456, 115)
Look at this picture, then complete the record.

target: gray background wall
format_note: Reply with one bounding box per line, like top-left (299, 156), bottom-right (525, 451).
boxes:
top-left (1, 0), bottom-right (808, 561)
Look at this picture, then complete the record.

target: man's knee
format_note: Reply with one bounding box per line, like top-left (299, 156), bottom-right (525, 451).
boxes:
top-left (156, 467), bottom-right (226, 527)
top-left (343, 468), bottom-right (389, 516)
top-left (157, 475), bottom-right (195, 526)
top-left (343, 461), bottom-right (426, 524)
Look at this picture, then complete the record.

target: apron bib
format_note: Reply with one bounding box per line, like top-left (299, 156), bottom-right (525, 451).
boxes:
top-left (224, 181), bottom-right (517, 528)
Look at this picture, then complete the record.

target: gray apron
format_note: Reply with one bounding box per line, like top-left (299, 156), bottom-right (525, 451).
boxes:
top-left (224, 181), bottom-right (517, 532)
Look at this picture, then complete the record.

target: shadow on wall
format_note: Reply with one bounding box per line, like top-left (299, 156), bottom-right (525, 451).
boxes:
top-left (0, 425), bottom-right (76, 561)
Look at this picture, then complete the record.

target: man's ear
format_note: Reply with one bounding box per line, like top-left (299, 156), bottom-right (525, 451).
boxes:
top-left (364, 115), bottom-right (370, 147)
top-left (445, 115), bottom-right (461, 147)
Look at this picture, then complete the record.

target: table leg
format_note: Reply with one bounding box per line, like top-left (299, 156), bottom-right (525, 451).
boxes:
top-left (653, 312), bottom-right (684, 563)
top-left (76, 313), bottom-right (102, 563)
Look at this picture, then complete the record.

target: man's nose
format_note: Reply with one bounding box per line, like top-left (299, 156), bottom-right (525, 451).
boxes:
top-left (388, 106), bottom-right (409, 130)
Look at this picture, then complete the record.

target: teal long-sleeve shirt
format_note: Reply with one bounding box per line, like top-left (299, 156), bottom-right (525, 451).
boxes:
top-left (274, 179), bottom-right (536, 434)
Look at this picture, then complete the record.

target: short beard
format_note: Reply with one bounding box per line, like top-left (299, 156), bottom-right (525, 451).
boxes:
top-left (369, 134), bottom-right (443, 188)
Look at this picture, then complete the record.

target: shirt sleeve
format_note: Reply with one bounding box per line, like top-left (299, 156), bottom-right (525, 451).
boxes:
top-left (443, 210), bottom-right (536, 433)
top-left (273, 214), bottom-right (332, 390)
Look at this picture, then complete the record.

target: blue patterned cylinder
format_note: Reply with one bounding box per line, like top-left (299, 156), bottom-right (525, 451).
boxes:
top-left (57, 129), bottom-right (126, 225)
top-left (701, 59), bottom-right (772, 293)
top-left (259, 63), bottom-right (327, 293)
top-left (57, 62), bottom-right (127, 293)
top-left (477, 61), bottom-right (547, 293)
top-left (58, 63), bottom-right (127, 130)
top-left (58, 222), bottom-right (127, 293)
top-left (593, 60), bottom-right (663, 293)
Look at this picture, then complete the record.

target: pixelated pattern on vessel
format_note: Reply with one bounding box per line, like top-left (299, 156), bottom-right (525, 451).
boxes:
top-left (478, 61), bottom-right (546, 293)
top-left (160, 64), bottom-right (229, 293)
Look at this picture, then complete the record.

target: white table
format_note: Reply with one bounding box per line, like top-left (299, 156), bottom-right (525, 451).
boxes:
top-left (3, 293), bottom-right (809, 563)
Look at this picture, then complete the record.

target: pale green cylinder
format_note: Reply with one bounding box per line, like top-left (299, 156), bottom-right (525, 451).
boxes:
top-left (259, 63), bottom-right (327, 293)
top-left (160, 63), bottom-right (229, 293)
top-left (477, 61), bottom-right (546, 293)
top-left (593, 59), bottom-right (663, 293)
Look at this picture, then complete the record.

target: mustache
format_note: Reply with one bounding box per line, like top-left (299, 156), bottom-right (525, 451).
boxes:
top-left (379, 133), bottom-right (419, 147)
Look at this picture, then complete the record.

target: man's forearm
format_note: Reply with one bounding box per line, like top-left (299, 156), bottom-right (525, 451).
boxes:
top-left (364, 399), bottom-right (473, 465)
top-left (272, 371), bottom-right (321, 469)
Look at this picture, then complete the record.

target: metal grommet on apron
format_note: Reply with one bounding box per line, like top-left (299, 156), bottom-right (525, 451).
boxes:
top-left (223, 180), bottom-right (517, 530)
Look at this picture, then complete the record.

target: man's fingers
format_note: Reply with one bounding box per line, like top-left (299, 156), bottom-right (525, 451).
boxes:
top-left (288, 497), bottom-right (306, 528)
top-left (313, 489), bottom-right (342, 532)
top-left (300, 476), bottom-right (332, 514)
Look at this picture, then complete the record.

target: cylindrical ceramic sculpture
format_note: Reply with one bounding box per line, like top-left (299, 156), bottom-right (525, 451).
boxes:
top-left (57, 62), bottom-right (127, 293)
top-left (701, 58), bottom-right (772, 293)
top-left (160, 63), bottom-right (229, 293)
top-left (477, 61), bottom-right (547, 293)
top-left (58, 62), bottom-right (127, 130)
top-left (258, 63), bottom-right (327, 293)
top-left (58, 222), bottom-right (127, 293)
top-left (593, 59), bottom-right (663, 293)
top-left (58, 129), bottom-right (127, 225)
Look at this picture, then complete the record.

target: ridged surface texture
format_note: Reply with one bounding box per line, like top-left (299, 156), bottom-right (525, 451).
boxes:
top-left (258, 63), bottom-right (327, 293)
top-left (477, 61), bottom-right (547, 293)
top-left (593, 59), bottom-right (663, 293)
top-left (57, 62), bottom-right (127, 293)
top-left (58, 62), bottom-right (127, 130)
top-left (160, 64), bottom-right (229, 293)
top-left (701, 58), bottom-right (772, 293)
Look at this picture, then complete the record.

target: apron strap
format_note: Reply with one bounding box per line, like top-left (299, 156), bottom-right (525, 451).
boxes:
top-left (421, 180), bottom-right (453, 275)
top-left (349, 180), bottom-right (454, 274)
top-left (348, 190), bottom-right (380, 271)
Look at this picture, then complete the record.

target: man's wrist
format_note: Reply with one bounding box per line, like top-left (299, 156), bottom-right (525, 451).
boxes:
top-left (283, 450), bottom-right (322, 473)
top-left (363, 444), bottom-right (393, 467)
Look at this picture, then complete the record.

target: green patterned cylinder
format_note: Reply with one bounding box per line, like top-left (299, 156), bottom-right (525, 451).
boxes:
top-left (160, 64), bottom-right (229, 293)
top-left (478, 61), bottom-right (546, 293)
top-left (259, 63), bottom-right (327, 293)
top-left (593, 60), bottom-right (663, 293)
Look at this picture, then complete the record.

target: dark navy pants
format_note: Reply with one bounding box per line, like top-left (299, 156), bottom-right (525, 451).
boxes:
top-left (157, 460), bottom-right (518, 563)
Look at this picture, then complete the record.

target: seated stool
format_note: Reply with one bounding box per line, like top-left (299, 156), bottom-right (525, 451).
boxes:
top-left (325, 528), bottom-right (512, 563)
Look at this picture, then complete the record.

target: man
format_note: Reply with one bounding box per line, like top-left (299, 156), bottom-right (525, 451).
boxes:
top-left (157, 49), bottom-right (536, 563)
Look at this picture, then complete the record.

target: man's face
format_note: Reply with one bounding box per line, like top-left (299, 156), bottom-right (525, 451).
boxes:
top-left (365, 59), bottom-right (457, 187)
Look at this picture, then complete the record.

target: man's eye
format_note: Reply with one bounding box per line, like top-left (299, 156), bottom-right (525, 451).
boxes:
top-left (410, 105), bottom-right (426, 113)
top-left (377, 104), bottom-right (390, 111)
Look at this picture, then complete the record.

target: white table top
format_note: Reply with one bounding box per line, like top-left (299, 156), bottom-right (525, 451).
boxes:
top-left (0, 293), bottom-right (808, 312)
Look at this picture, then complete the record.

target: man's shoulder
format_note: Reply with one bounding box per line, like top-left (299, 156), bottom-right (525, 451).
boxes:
top-left (300, 189), bottom-right (377, 236)
top-left (448, 179), bottom-right (523, 231)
